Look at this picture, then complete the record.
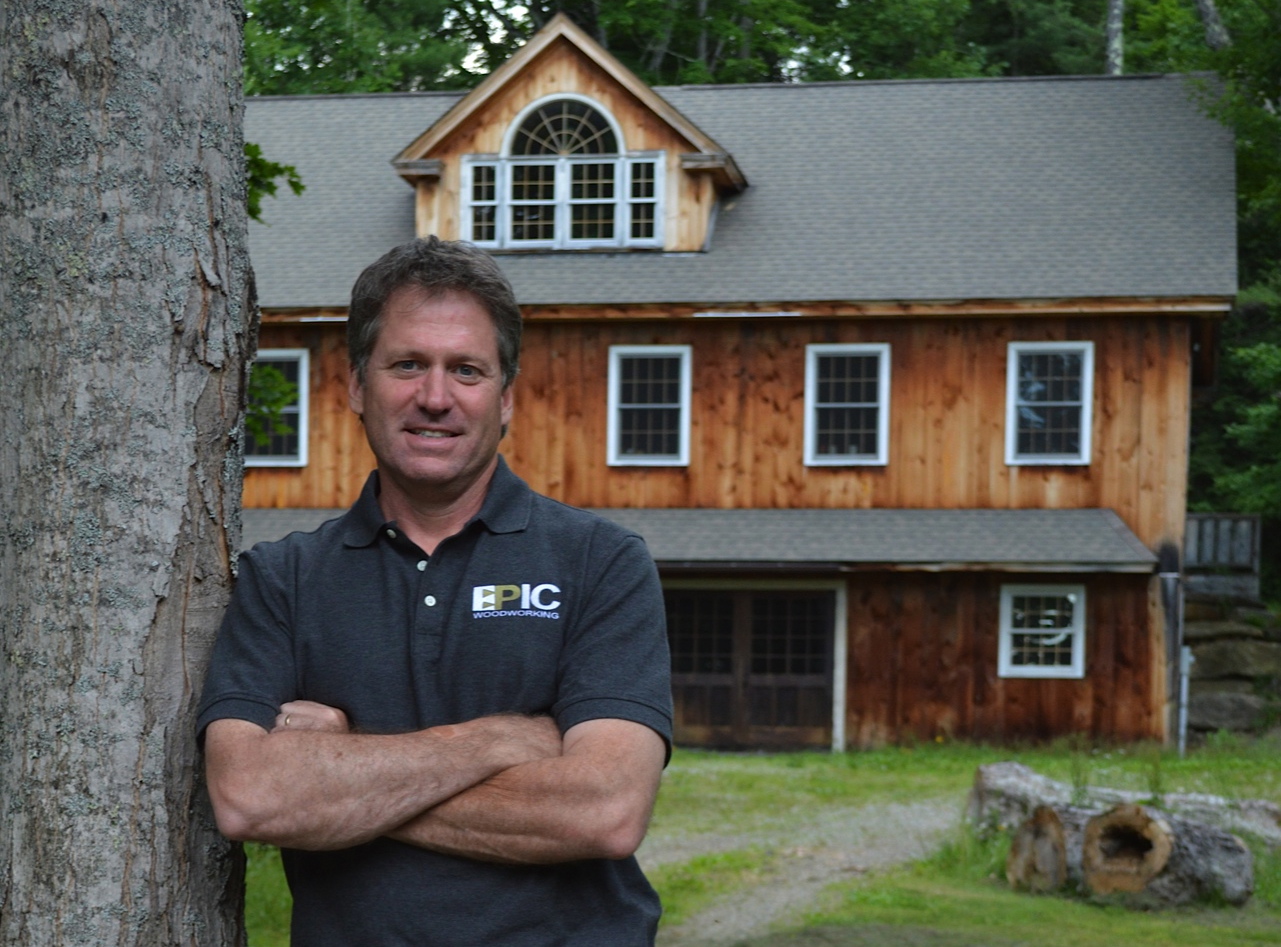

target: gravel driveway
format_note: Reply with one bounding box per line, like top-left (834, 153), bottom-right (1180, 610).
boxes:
top-left (638, 798), bottom-right (963, 946)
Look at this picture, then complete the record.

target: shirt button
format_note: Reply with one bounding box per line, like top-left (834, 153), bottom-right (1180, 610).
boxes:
top-left (417, 560), bottom-right (427, 572)
top-left (386, 529), bottom-right (397, 540)
top-left (424, 595), bottom-right (437, 607)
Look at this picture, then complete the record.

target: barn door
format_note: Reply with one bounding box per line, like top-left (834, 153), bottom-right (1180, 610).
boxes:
top-left (665, 589), bottom-right (834, 749)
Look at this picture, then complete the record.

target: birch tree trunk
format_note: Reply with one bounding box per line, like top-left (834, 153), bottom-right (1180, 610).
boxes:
top-left (1193, 0), bottom-right (1232, 50)
top-left (0, 0), bottom-right (253, 944)
top-left (1106, 0), bottom-right (1124, 75)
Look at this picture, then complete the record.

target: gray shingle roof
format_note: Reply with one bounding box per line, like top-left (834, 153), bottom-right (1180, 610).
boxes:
top-left (246, 74), bottom-right (1235, 310)
top-left (241, 506), bottom-right (1155, 571)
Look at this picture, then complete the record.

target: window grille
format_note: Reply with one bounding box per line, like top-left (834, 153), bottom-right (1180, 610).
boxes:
top-left (607, 346), bottom-right (691, 466)
top-left (804, 343), bottom-right (890, 465)
top-left (462, 97), bottom-right (661, 250)
top-left (245, 349), bottom-right (309, 467)
top-left (1006, 342), bottom-right (1094, 465)
top-left (998, 584), bottom-right (1086, 678)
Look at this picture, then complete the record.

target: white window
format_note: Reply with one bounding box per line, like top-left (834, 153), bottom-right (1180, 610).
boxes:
top-left (608, 345), bottom-right (691, 466)
top-left (462, 95), bottom-right (663, 250)
top-left (998, 584), bottom-right (1086, 679)
top-left (245, 348), bottom-right (308, 467)
top-left (1006, 341), bottom-right (1094, 465)
top-left (804, 344), bottom-right (890, 466)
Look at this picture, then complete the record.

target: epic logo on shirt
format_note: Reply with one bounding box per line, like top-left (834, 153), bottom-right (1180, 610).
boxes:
top-left (471, 583), bottom-right (562, 619)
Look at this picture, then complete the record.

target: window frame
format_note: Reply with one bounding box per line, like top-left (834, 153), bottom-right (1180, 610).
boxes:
top-left (607, 344), bottom-right (692, 467)
top-left (803, 343), bottom-right (891, 466)
top-left (998, 583), bottom-right (1087, 679)
top-left (244, 347), bottom-right (309, 468)
top-left (461, 95), bottom-right (664, 251)
top-left (1005, 341), bottom-right (1094, 466)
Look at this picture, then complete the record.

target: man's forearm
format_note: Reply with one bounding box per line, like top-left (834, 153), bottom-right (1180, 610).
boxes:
top-left (387, 718), bottom-right (666, 865)
top-left (204, 713), bottom-right (561, 851)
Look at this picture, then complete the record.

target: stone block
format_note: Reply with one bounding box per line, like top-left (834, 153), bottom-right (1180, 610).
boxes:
top-left (1191, 639), bottom-right (1281, 679)
top-left (1189, 679), bottom-right (1255, 696)
top-left (1183, 620), bottom-right (1264, 642)
top-left (1188, 691), bottom-right (1267, 732)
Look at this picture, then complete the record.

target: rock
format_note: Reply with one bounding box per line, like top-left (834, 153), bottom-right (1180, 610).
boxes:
top-left (1191, 639), bottom-right (1281, 679)
top-left (967, 761), bottom-right (1281, 847)
top-left (1183, 620), bottom-right (1265, 642)
top-left (1189, 679), bottom-right (1256, 696)
top-left (1188, 692), bottom-right (1268, 732)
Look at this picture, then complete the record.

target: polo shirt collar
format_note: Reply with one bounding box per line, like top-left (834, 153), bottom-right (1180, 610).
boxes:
top-left (339, 456), bottom-right (531, 549)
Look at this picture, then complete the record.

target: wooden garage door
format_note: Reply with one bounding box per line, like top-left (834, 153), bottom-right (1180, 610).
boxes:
top-left (665, 589), bottom-right (834, 749)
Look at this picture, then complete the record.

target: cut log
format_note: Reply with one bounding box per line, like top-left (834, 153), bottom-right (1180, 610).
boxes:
top-left (1006, 804), bottom-right (1094, 891)
top-left (991, 788), bottom-right (1256, 906)
top-left (1082, 804), bottom-right (1173, 895)
top-left (1006, 806), bottom-right (1066, 891)
top-left (1084, 805), bottom-right (1253, 907)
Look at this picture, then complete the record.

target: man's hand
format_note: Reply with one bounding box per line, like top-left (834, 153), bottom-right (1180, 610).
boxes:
top-left (273, 700), bottom-right (350, 733)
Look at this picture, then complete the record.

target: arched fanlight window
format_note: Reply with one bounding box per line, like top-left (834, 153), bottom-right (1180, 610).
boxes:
top-left (463, 96), bottom-right (662, 249)
top-left (511, 100), bottom-right (619, 156)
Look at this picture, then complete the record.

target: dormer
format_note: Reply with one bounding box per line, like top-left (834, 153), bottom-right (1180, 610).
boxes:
top-left (392, 14), bottom-right (745, 253)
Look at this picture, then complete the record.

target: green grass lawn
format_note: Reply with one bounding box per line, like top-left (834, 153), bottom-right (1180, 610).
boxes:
top-left (244, 734), bottom-right (1281, 946)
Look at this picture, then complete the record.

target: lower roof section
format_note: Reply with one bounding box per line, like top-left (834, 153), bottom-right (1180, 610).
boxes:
top-left (241, 506), bottom-right (1156, 573)
top-left (591, 507), bottom-right (1156, 573)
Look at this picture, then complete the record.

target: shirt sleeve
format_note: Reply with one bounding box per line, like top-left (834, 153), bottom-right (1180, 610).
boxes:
top-left (550, 524), bottom-right (673, 751)
top-left (196, 545), bottom-right (299, 738)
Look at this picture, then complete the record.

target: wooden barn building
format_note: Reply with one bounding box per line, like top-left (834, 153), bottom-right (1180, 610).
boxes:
top-left (240, 16), bottom-right (1237, 749)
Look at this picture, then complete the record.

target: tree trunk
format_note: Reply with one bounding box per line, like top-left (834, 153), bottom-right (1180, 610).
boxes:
top-left (1193, 0), bottom-right (1232, 50)
top-left (0, 1), bottom-right (253, 944)
top-left (1106, 0), bottom-right (1124, 75)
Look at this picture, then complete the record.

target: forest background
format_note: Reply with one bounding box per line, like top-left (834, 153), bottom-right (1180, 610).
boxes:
top-left (244, 0), bottom-right (1281, 598)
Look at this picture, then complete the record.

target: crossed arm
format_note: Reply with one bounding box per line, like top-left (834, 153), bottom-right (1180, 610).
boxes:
top-left (203, 702), bottom-right (667, 864)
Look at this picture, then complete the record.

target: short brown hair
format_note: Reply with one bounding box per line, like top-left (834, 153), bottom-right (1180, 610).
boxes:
top-left (347, 237), bottom-right (522, 387)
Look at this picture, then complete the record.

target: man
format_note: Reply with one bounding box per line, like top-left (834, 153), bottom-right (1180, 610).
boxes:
top-left (198, 237), bottom-right (673, 945)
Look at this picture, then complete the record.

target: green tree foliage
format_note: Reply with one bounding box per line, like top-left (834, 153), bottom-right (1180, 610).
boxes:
top-left (245, 361), bottom-right (300, 449)
top-left (449, 0), bottom-right (992, 84)
top-left (245, 0), bottom-right (473, 94)
top-left (245, 141), bottom-right (304, 222)
top-left (961, 0), bottom-right (1106, 75)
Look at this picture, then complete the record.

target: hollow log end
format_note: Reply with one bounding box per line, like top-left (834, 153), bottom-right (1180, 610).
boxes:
top-left (1082, 804), bottom-right (1174, 895)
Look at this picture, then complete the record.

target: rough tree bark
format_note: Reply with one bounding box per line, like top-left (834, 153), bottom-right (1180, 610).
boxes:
top-left (0, 1), bottom-right (253, 944)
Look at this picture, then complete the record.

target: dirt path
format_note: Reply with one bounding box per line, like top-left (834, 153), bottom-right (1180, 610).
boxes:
top-left (638, 799), bottom-right (963, 947)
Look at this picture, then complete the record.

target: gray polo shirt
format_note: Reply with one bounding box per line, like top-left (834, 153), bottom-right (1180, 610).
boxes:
top-left (198, 457), bottom-right (673, 946)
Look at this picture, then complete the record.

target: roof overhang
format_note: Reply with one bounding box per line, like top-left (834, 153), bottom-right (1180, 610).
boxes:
top-left (588, 508), bottom-right (1158, 574)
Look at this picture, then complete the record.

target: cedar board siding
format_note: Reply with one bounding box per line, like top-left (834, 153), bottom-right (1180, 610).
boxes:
top-left (508, 314), bottom-right (1191, 553)
top-left (245, 313), bottom-right (1192, 558)
top-left (413, 37), bottom-right (716, 252)
top-left (842, 571), bottom-right (1160, 746)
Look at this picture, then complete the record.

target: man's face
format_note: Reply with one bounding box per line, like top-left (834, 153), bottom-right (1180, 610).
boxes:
top-left (348, 286), bottom-right (512, 506)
